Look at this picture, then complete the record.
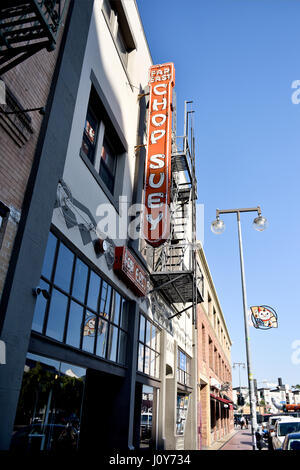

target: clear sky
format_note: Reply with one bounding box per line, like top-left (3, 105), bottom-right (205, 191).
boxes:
top-left (137, 0), bottom-right (300, 389)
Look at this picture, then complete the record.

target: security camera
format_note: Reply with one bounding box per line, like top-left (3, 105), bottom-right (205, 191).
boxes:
top-left (32, 287), bottom-right (50, 300)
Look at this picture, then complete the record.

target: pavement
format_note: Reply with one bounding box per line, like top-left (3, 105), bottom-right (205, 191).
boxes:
top-left (220, 429), bottom-right (268, 451)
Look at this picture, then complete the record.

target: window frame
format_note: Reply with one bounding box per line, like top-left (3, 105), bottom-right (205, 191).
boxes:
top-left (177, 348), bottom-right (191, 387)
top-left (32, 231), bottom-right (128, 367)
top-left (79, 80), bottom-right (127, 210)
top-left (101, 0), bottom-right (136, 71)
top-left (137, 313), bottom-right (161, 380)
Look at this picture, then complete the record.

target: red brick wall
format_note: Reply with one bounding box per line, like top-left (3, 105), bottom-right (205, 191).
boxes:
top-left (0, 7), bottom-right (69, 298)
top-left (197, 303), bottom-right (234, 447)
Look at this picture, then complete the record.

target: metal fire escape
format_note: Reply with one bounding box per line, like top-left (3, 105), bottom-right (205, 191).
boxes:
top-left (145, 98), bottom-right (204, 325)
top-left (0, 0), bottom-right (68, 75)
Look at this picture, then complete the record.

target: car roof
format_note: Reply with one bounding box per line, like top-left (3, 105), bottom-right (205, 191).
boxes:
top-left (287, 433), bottom-right (300, 438)
top-left (278, 417), bottom-right (300, 422)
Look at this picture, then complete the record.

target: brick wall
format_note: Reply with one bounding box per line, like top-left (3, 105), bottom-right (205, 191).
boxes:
top-left (197, 302), bottom-right (234, 448)
top-left (0, 5), bottom-right (70, 299)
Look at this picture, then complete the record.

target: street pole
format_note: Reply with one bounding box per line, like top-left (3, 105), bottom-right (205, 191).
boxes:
top-left (211, 206), bottom-right (268, 451)
top-left (236, 211), bottom-right (257, 450)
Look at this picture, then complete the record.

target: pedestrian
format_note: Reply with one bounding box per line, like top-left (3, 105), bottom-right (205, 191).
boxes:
top-left (245, 416), bottom-right (248, 429)
top-left (240, 415), bottom-right (245, 430)
top-left (255, 429), bottom-right (262, 450)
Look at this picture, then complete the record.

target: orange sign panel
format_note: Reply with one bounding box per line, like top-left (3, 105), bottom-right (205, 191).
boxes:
top-left (143, 63), bottom-right (175, 247)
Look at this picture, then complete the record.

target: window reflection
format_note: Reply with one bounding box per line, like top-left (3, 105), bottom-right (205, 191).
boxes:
top-left (111, 291), bottom-right (121, 325)
top-left (139, 315), bottom-right (145, 342)
top-left (33, 232), bottom-right (128, 367)
top-left (144, 347), bottom-right (150, 375)
top-left (138, 314), bottom-right (161, 379)
top-left (32, 280), bottom-right (50, 333)
top-left (46, 289), bottom-right (68, 342)
top-left (95, 318), bottom-right (108, 358)
top-left (145, 321), bottom-right (151, 348)
top-left (66, 302), bottom-right (84, 349)
top-left (118, 330), bottom-right (127, 365)
top-left (108, 325), bottom-right (118, 362)
top-left (12, 353), bottom-right (86, 451)
top-left (100, 281), bottom-right (112, 318)
top-left (120, 298), bottom-right (128, 330)
top-left (54, 243), bottom-right (74, 292)
top-left (87, 271), bottom-right (101, 312)
top-left (82, 311), bottom-right (96, 354)
top-left (72, 259), bottom-right (88, 302)
top-left (138, 343), bottom-right (144, 373)
top-left (41, 233), bottom-right (57, 280)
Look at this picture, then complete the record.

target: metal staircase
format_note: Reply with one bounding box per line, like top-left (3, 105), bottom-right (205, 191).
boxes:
top-left (143, 99), bottom-right (204, 324)
top-left (0, 0), bottom-right (69, 75)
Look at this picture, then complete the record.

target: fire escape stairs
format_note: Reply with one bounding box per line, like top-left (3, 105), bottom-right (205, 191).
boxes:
top-left (0, 0), bottom-right (68, 75)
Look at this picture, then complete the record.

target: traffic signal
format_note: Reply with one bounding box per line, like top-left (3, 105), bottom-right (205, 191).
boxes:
top-left (238, 395), bottom-right (245, 406)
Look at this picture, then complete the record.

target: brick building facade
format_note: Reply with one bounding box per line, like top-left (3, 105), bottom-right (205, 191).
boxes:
top-left (197, 245), bottom-right (234, 449)
top-left (0, 2), bottom-right (70, 302)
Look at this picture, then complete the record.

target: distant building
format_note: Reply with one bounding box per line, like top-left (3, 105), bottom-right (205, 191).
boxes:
top-left (197, 245), bottom-right (234, 449)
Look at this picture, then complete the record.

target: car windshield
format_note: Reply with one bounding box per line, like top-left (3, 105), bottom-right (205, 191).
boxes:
top-left (288, 438), bottom-right (300, 450)
top-left (279, 422), bottom-right (300, 437)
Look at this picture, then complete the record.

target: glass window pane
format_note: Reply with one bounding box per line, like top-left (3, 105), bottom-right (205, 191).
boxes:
top-left (72, 259), bottom-right (88, 302)
top-left (145, 321), bottom-right (151, 347)
top-left (54, 243), bottom-right (74, 293)
top-left (41, 233), bottom-right (57, 280)
top-left (120, 298), bottom-right (128, 330)
top-left (95, 318), bottom-right (108, 358)
top-left (32, 280), bottom-right (50, 333)
top-left (111, 291), bottom-right (121, 325)
top-left (81, 109), bottom-right (98, 164)
top-left (144, 347), bottom-right (150, 375)
top-left (116, 26), bottom-right (128, 66)
top-left (155, 352), bottom-right (160, 379)
top-left (150, 350), bottom-right (155, 377)
top-left (108, 325), bottom-right (118, 362)
top-left (99, 281), bottom-right (111, 318)
top-left (117, 330), bottom-right (127, 365)
top-left (151, 325), bottom-right (157, 350)
top-left (138, 343), bottom-right (144, 372)
top-left (46, 289), bottom-right (68, 342)
top-left (139, 315), bottom-right (145, 342)
top-left (82, 311), bottom-right (96, 354)
top-left (87, 271), bottom-right (101, 312)
top-left (66, 301), bottom-right (84, 349)
top-left (156, 329), bottom-right (161, 353)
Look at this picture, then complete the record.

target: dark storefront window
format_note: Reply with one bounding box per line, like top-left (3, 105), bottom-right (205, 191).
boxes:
top-left (137, 313), bottom-right (160, 379)
top-left (32, 232), bottom-right (128, 366)
top-left (140, 385), bottom-right (153, 448)
top-left (12, 353), bottom-right (86, 451)
top-left (177, 349), bottom-right (191, 386)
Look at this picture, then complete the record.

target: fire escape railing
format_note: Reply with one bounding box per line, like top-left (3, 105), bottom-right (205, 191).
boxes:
top-left (0, 0), bottom-right (69, 75)
top-left (143, 99), bottom-right (204, 325)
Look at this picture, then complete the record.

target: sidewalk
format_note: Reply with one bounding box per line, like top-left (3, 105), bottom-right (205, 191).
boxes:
top-left (220, 429), bottom-right (254, 450)
top-left (203, 429), bottom-right (239, 451)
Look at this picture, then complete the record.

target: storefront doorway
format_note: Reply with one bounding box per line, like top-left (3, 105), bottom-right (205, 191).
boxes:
top-left (11, 353), bottom-right (86, 451)
top-left (140, 385), bottom-right (153, 448)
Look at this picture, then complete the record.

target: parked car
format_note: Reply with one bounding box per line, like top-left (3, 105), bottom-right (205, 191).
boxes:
top-left (279, 432), bottom-right (300, 450)
top-left (271, 417), bottom-right (300, 450)
top-left (11, 423), bottom-right (79, 451)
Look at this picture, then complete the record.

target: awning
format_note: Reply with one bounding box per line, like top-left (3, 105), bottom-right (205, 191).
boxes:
top-left (210, 393), bottom-right (234, 409)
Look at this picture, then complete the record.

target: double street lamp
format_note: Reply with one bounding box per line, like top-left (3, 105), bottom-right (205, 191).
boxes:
top-left (211, 206), bottom-right (268, 450)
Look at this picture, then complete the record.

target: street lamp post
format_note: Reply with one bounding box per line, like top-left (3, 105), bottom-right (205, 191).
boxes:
top-left (233, 362), bottom-right (245, 393)
top-left (211, 206), bottom-right (268, 450)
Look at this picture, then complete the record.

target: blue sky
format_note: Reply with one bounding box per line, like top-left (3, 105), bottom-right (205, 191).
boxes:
top-left (137, 0), bottom-right (300, 388)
